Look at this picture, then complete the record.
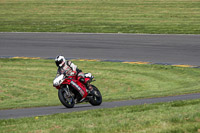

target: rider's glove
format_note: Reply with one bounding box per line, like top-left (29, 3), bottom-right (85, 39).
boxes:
top-left (63, 71), bottom-right (67, 76)
top-left (70, 71), bottom-right (76, 76)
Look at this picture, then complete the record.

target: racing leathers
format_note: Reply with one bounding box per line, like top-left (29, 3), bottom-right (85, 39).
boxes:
top-left (56, 60), bottom-right (85, 82)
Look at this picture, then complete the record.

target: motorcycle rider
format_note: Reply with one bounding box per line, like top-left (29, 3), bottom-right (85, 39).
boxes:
top-left (54, 55), bottom-right (93, 92)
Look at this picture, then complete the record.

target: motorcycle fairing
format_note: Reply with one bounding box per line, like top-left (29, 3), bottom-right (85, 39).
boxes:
top-left (58, 76), bottom-right (88, 100)
top-left (70, 80), bottom-right (85, 96)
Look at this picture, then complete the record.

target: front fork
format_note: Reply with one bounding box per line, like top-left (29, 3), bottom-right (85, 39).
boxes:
top-left (63, 85), bottom-right (71, 97)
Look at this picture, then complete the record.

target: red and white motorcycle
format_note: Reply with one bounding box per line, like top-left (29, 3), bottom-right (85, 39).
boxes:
top-left (53, 73), bottom-right (102, 108)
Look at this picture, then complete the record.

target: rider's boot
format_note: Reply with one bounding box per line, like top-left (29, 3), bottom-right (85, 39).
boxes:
top-left (78, 76), bottom-right (95, 96)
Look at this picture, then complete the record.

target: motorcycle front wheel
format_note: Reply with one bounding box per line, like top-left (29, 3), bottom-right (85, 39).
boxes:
top-left (89, 85), bottom-right (102, 106)
top-left (58, 88), bottom-right (75, 108)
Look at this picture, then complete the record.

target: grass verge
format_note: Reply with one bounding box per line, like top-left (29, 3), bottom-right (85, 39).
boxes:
top-left (0, 58), bottom-right (200, 109)
top-left (0, 99), bottom-right (200, 132)
top-left (0, 0), bottom-right (200, 34)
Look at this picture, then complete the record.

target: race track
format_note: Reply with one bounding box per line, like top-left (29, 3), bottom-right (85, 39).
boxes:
top-left (0, 32), bottom-right (200, 119)
top-left (0, 32), bottom-right (200, 65)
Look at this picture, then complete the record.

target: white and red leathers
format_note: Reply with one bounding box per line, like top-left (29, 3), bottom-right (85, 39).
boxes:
top-left (56, 61), bottom-right (84, 79)
top-left (55, 56), bottom-right (86, 84)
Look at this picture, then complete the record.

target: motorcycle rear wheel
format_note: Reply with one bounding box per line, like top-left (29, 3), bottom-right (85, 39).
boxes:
top-left (89, 85), bottom-right (102, 106)
top-left (58, 88), bottom-right (75, 108)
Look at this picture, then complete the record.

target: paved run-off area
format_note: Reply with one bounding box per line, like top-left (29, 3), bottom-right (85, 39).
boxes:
top-left (1, 93), bottom-right (200, 119)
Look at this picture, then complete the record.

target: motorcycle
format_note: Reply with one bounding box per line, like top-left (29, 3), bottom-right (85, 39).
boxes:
top-left (53, 73), bottom-right (102, 108)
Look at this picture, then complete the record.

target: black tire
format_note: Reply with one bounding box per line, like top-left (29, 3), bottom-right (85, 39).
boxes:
top-left (89, 85), bottom-right (102, 106)
top-left (58, 88), bottom-right (75, 108)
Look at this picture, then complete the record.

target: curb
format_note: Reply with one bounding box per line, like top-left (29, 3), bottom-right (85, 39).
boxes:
top-left (1, 56), bottom-right (200, 68)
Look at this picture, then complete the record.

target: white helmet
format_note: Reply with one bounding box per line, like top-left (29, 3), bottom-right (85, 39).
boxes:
top-left (55, 55), bottom-right (66, 67)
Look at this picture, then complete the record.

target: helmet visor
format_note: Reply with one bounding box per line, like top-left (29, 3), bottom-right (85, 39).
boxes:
top-left (55, 59), bottom-right (63, 67)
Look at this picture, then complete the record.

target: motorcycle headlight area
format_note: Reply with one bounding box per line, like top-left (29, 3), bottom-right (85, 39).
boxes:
top-left (53, 74), bottom-right (65, 86)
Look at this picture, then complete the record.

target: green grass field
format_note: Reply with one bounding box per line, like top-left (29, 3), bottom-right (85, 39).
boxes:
top-left (0, 58), bottom-right (200, 109)
top-left (0, 0), bottom-right (200, 34)
top-left (1, 0), bottom-right (200, 131)
top-left (1, 99), bottom-right (200, 133)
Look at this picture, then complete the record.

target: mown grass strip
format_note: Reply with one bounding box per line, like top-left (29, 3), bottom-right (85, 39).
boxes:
top-left (0, 0), bottom-right (200, 34)
top-left (0, 58), bottom-right (200, 109)
top-left (0, 99), bottom-right (200, 132)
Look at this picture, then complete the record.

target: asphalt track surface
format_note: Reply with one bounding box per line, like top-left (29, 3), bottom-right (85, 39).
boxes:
top-left (1, 93), bottom-right (200, 119)
top-left (0, 32), bottom-right (200, 66)
top-left (0, 32), bottom-right (200, 119)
